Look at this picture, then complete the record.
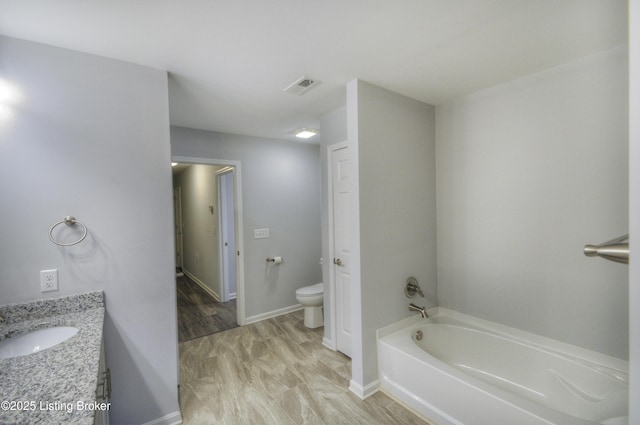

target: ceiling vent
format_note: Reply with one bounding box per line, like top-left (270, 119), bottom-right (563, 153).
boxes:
top-left (283, 76), bottom-right (321, 96)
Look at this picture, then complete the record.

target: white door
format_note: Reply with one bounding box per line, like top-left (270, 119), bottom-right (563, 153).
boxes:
top-left (331, 145), bottom-right (353, 357)
top-left (218, 169), bottom-right (237, 302)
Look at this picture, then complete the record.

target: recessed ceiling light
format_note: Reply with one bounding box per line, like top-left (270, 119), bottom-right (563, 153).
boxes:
top-left (171, 162), bottom-right (178, 167)
top-left (294, 128), bottom-right (318, 139)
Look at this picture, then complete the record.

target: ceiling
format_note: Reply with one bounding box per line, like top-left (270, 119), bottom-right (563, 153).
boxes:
top-left (0, 0), bottom-right (627, 143)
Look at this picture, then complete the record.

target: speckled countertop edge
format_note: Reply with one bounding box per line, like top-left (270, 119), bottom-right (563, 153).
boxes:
top-left (0, 291), bottom-right (105, 425)
top-left (0, 291), bottom-right (104, 330)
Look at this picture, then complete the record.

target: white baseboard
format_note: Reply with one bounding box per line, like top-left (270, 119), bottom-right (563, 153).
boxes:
top-left (245, 304), bottom-right (303, 324)
top-left (349, 379), bottom-right (380, 400)
top-left (222, 292), bottom-right (237, 302)
top-left (141, 410), bottom-right (182, 425)
top-left (322, 337), bottom-right (336, 351)
top-left (183, 270), bottom-right (220, 302)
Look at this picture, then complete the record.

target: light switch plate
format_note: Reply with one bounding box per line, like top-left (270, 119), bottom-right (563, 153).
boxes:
top-left (254, 228), bottom-right (270, 239)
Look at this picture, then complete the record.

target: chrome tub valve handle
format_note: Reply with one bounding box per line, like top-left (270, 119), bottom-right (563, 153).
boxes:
top-left (404, 277), bottom-right (424, 298)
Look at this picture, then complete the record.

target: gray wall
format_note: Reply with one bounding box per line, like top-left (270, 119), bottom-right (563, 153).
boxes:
top-left (173, 164), bottom-right (223, 297)
top-left (436, 47), bottom-right (629, 359)
top-left (348, 80), bottom-right (437, 388)
top-left (0, 36), bottom-right (179, 423)
top-left (170, 127), bottom-right (322, 318)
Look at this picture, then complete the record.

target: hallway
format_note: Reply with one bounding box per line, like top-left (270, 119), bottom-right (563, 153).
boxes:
top-left (177, 275), bottom-right (238, 342)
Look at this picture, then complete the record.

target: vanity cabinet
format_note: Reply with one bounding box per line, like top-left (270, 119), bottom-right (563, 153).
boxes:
top-left (93, 339), bottom-right (111, 425)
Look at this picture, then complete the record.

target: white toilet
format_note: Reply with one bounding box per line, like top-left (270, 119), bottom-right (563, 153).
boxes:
top-left (295, 283), bottom-right (324, 328)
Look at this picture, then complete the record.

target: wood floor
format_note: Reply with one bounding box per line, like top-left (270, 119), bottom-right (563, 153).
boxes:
top-left (178, 310), bottom-right (432, 425)
top-left (177, 275), bottom-right (238, 343)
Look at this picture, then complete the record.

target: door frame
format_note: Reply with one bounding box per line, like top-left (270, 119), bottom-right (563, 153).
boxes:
top-left (172, 155), bottom-right (246, 326)
top-left (216, 166), bottom-right (237, 303)
top-left (173, 186), bottom-right (184, 273)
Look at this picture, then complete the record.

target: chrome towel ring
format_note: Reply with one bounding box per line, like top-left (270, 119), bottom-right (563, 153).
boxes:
top-left (49, 216), bottom-right (88, 246)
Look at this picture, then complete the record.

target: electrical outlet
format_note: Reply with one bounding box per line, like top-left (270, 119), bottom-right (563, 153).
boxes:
top-left (40, 269), bottom-right (59, 292)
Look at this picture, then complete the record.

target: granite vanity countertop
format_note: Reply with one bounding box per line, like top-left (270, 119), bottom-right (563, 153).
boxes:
top-left (0, 291), bottom-right (105, 425)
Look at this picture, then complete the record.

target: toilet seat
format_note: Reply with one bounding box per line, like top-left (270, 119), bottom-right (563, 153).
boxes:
top-left (296, 283), bottom-right (323, 297)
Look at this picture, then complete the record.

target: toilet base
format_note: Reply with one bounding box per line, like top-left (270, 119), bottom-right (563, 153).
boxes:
top-left (303, 306), bottom-right (324, 328)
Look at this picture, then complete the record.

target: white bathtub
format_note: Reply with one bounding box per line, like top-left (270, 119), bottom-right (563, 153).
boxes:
top-left (377, 308), bottom-right (629, 425)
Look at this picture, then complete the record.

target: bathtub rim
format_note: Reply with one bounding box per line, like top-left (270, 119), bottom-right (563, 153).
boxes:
top-left (378, 307), bottom-right (629, 376)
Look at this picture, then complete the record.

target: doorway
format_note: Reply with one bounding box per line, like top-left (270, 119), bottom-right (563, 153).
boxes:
top-left (172, 156), bottom-right (246, 343)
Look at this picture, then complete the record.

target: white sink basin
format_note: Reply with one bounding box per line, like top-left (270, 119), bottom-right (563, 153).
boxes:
top-left (0, 326), bottom-right (79, 359)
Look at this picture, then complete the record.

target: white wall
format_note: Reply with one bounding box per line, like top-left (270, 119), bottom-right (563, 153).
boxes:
top-left (347, 80), bottom-right (437, 390)
top-left (0, 36), bottom-right (180, 424)
top-left (436, 47), bottom-right (629, 359)
top-left (170, 127), bottom-right (322, 319)
top-left (173, 164), bottom-right (223, 297)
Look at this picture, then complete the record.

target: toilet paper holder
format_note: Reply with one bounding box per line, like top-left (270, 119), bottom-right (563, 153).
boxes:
top-left (266, 256), bottom-right (283, 264)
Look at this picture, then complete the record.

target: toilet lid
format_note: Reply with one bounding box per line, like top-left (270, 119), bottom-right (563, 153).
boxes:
top-left (296, 283), bottom-right (323, 296)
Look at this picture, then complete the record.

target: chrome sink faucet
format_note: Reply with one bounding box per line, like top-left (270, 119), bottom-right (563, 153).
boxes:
top-left (409, 303), bottom-right (428, 318)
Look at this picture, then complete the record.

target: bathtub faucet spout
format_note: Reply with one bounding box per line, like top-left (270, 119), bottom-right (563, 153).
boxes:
top-left (409, 303), bottom-right (428, 318)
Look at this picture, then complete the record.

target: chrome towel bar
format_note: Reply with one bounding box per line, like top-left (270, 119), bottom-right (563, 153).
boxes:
top-left (584, 234), bottom-right (629, 264)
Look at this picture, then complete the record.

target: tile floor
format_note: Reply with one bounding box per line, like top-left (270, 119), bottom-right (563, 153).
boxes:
top-left (178, 310), bottom-right (432, 425)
